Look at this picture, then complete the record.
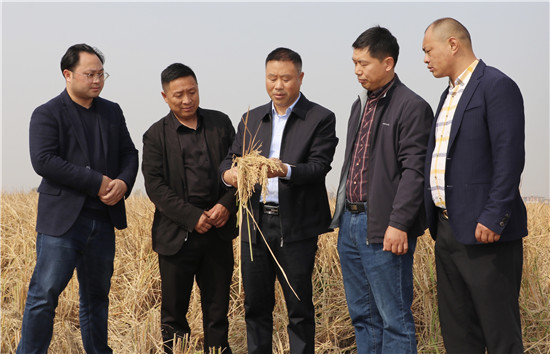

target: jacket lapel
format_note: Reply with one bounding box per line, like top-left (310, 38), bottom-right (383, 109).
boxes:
top-left (448, 61), bottom-right (485, 149)
top-left (257, 107), bottom-right (272, 158)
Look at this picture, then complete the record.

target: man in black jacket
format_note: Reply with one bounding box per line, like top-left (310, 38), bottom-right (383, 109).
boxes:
top-left (142, 63), bottom-right (237, 353)
top-left (18, 44), bottom-right (138, 354)
top-left (330, 27), bottom-right (433, 353)
top-left (220, 47), bottom-right (338, 353)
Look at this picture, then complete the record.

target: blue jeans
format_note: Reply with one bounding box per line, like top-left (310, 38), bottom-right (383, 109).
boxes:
top-left (17, 213), bottom-right (115, 354)
top-left (337, 208), bottom-right (417, 354)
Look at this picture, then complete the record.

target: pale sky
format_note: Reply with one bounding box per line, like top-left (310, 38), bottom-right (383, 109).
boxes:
top-left (2, 1), bottom-right (549, 198)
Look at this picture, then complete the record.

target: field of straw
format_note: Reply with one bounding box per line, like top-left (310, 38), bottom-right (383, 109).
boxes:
top-left (2, 192), bottom-right (549, 353)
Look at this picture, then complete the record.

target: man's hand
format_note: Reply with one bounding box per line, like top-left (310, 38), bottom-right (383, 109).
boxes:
top-left (98, 175), bottom-right (113, 198)
top-left (223, 167), bottom-right (239, 188)
top-left (195, 212), bottom-right (214, 234)
top-left (475, 223), bottom-right (501, 243)
top-left (383, 226), bottom-right (409, 255)
top-left (266, 158), bottom-right (288, 178)
top-left (99, 178), bottom-right (128, 206)
top-left (204, 204), bottom-right (230, 228)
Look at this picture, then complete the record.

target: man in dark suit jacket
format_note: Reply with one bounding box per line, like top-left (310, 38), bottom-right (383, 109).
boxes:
top-left (142, 63), bottom-right (237, 353)
top-left (220, 48), bottom-right (338, 354)
top-left (422, 18), bottom-right (527, 353)
top-left (18, 44), bottom-right (138, 354)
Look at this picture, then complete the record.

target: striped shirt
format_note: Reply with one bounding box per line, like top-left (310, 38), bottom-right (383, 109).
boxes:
top-left (346, 78), bottom-right (395, 202)
top-left (430, 60), bottom-right (479, 208)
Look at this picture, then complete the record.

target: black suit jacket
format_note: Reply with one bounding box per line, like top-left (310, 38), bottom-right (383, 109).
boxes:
top-left (142, 108), bottom-right (238, 256)
top-left (219, 94), bottom-right (338, 244)
top-left (29, 89), bottom-right (139, 236)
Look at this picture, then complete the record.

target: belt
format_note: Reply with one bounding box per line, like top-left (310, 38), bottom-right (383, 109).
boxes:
top-left (440, 208), bottom-right (449, 219)
top-left (346, 201), bottom-right (366, 213)
top-left (261, 203), bottom-right (279, 216)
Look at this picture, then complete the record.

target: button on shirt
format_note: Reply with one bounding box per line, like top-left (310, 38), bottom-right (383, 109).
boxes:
top-left (171, 112), bottom-right (217, 209)
top-left (264, 95), bottom-right (298, 204)
top-left (430, 60), bottom-right (479, 208)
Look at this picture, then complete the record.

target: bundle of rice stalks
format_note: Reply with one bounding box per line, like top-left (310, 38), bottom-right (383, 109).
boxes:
top-left (231, 149), bottom-right (282, 206)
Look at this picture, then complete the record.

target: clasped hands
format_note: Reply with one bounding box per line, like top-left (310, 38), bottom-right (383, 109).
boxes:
top-left (194, 203), bottom-right (230, 234)
top-left (98, 175), bottom-right (127, 206)
top-left (223, 157), bottom-right (288, 188)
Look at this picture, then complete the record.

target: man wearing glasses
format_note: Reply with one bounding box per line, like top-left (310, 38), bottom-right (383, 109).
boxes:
top-left (17, 43), bottom-right (138, 353)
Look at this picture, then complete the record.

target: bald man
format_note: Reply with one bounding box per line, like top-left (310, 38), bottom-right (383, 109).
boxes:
top-left (422, 18), bottom-right (527, 353)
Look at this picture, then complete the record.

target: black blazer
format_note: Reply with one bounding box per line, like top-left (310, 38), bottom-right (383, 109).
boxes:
top-left (29, 90), bottom-right (139, 236)
top-left (219, 94), bottom-right (338, 244)
top-left (142, 108), bottom-right (238, 256)
top-left (424, 60), bottom-right (528, 244)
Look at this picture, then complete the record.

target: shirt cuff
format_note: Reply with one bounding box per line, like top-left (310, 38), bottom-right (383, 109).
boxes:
top-left (222, 174), bottom-right (232, 187)
top-left (281, 164), bottom-right (292, 180)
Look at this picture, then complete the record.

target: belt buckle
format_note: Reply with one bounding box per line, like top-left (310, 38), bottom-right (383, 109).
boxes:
top-left (347, 201), bottom-right (364, 213)
top-left (263, 204), bottom-right (279, 216)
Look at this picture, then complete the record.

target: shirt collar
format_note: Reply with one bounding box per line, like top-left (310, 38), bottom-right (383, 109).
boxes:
top-left (72, 97), bottom-right (96, 111)
top-left (367, 75), bottom-right (396, 100)
top-left (449, 59), bottom-right (479, 89)
top-left (271, 92), bottom-right (301, 118)
top-left (170, 108), bottom-right (202, 131)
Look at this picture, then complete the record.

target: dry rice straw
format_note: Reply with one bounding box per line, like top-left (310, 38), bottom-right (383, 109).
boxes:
top-left (230, 110), bottom-right (300, 300)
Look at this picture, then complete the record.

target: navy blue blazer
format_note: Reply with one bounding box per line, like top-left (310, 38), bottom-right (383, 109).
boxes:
top-left (29, 90), bottom-right (139, 236)
top-left (424, 60), bottom-right (528, 244)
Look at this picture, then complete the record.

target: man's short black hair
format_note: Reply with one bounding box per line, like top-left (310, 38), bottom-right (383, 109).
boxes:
top-left (265, 47), bottom-right (302, 73)
top-left (353, 26), bottom-right (399, 65)
top-left (161, 63), bottom-right (197, 90)
top-left (60, 43), bottom-right (104, 74)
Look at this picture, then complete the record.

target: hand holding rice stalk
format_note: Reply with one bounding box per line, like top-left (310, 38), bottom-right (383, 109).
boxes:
top-left (230, 110), bottom-right (300, 300)
top-left (231, 149), bottom-right (283, 207)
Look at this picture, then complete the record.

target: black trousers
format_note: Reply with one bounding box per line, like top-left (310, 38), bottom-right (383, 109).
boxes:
top-left (435, 211), bottom-right (524, 354)
top-left (241, 212), bottom-right (318, 354)
top-left (158, 230), bottom-right (234, 353)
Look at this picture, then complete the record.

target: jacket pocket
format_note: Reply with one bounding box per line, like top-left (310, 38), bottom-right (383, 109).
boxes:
top-left (37, 180), bottom-right (61, 196)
